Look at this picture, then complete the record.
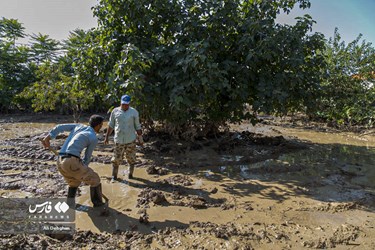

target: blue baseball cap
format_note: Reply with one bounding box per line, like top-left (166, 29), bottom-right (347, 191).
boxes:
top-left (121, 95), bottom-right (131, 104)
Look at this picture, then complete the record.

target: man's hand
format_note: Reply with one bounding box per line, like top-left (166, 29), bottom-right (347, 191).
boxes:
top-left (104, 136), bottom-right (109, 145)
top-left (41, 135), bottom-right (51, 149)
top-left (137, 135), bottom-right (144, 146)
top-left (104, 127), bottom-right (113, 145)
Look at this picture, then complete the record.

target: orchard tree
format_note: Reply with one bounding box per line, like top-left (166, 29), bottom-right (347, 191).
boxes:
top-left (86, 0), bottom-right (325, 138)
top-left (313, 28), bottom-right (375, 127)
top-left (64, 29), bottom-right (117, 111)
top-left (0, 18), bottom-right (34, 111)
top-left (29, 33), bottom-right (61, 65)
top-left (19, 30), bottom-right (95, 121)
top-left (19, 61), bottom-right (94, 122)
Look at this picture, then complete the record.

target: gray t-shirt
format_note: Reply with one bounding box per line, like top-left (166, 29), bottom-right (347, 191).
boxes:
top-left (108, 106), bottom-right (141, 144)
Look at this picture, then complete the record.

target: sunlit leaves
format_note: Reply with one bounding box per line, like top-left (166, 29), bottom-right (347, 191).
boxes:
top-left (313, 28), bottom-right (375, 127)
top-left (90, 0), bottom-right (324, 137)
top-left (0, 18), bottom-right (33, 111)
top-left (29, 33), bottom-right (61, 65)
top-left (0, 17), bottom-right (26, 43)
top-left (19, 61), bottom-right (94, 122)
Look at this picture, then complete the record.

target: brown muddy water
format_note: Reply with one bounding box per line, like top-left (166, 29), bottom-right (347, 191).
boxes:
top-left (0, 115), bottom-right (374, 249)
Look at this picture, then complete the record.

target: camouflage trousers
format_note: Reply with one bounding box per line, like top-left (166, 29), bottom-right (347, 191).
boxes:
top-left (111, 141), bottom-right (137, 170)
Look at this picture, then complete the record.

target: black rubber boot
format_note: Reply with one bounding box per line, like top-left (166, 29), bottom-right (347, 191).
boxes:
top-left (90, 184), bottom-right (105, 207)
top-left (111, 165), bottom-right (119, 181)
top-left (67, 187), bottom-right (77, 208)
top-left (128, 165), bottom-right (135, 179)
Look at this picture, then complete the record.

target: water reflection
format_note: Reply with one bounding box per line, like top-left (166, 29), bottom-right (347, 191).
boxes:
top-left (213, 144), bottom-right (375, 189)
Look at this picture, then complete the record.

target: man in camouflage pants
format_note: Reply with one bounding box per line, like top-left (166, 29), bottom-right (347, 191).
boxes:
top-left (104, 94), bottom-right (143, 181)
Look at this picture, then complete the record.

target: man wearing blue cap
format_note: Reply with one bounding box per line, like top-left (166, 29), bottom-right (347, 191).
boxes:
top-left (104, 94), bottom-right (143, 181)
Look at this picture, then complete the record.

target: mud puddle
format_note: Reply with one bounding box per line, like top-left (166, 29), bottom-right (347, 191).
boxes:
top-left (0, 115), bottom-right (374, 249)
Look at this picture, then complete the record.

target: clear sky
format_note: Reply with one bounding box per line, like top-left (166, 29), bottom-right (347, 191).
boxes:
top-left (278, 0), bottom-right (375, 45)
top-left (0, 0), bottom-right (374, 46)
top-left (0, 0), bottom-right (97, 43)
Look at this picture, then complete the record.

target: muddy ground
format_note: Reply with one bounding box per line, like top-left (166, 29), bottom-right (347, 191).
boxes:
top-left (0, 114), bottom-right (374, 249)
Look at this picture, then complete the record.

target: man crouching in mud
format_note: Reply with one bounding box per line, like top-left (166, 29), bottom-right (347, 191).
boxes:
top-left (41, 115), bottom-right (107, 213)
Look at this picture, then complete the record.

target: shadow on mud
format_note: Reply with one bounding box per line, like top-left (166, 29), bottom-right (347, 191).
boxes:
top-left (137, 131), bottom-right (375, 213)
top-left (73, 204), bottom-right (189, 234)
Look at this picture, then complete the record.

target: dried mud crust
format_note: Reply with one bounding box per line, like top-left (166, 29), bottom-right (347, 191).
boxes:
top-left (0, 222), bottom-right (364, 249)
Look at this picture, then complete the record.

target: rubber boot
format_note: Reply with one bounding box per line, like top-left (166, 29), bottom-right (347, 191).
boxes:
top-left (90, 184), bottom-right (105, 207)
top-left (111, 165), bottom-right (119, 181)
top-left (128, 165), bottom-right (135, 179)
top-left (67, 187), bottom-right (77, 208)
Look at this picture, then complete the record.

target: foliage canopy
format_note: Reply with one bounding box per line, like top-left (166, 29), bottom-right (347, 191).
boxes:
top-left (1, 2), bottom-right (374, 133)
top-left (312, 28), bottom-right (375, 127)
top-left (89, 0), bottom-right (325, 137)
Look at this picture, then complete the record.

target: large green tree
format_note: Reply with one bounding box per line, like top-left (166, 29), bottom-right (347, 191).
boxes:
top-left (66, 29), bottom-right (117, 111)
top-left (88, 0), bottom-right (325, 138)
top-left (313, 28), bottom-right (375, 127)
top-left (0, 18), bottom-right (34, 111)
top-left (19, 30), bottom-right (95, 121)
